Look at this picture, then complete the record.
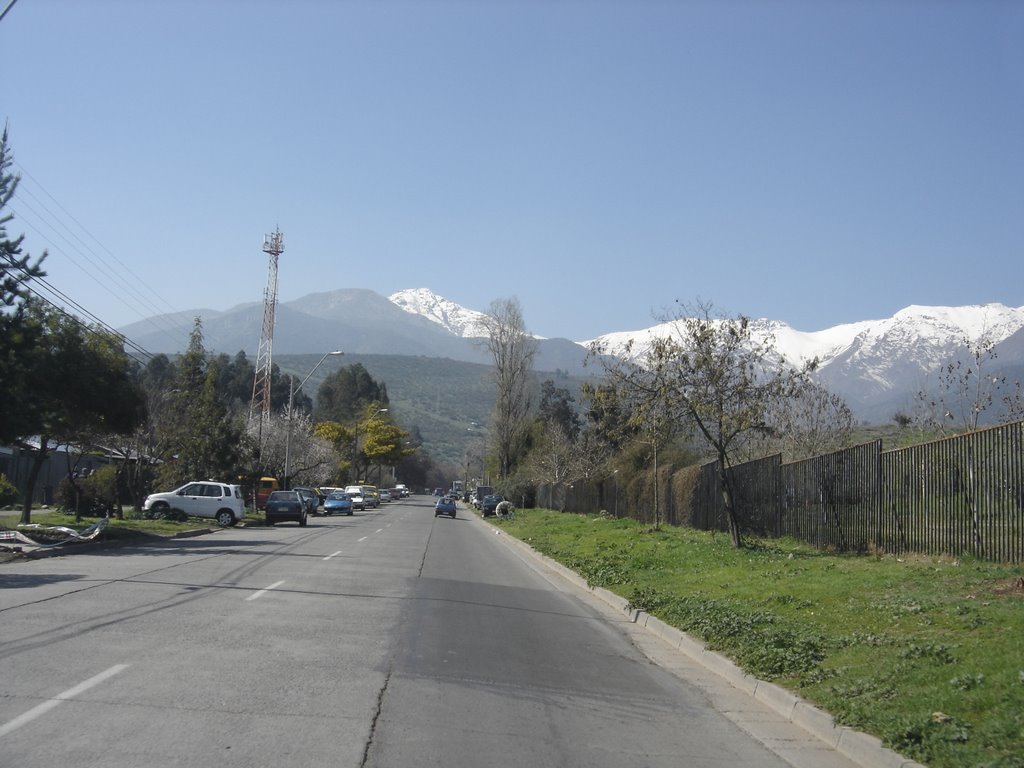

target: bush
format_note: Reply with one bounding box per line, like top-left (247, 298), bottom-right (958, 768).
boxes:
top-left (137, 506), bottom-right (188, 523)
top-left (55, 466), bottom-right (118, 516)
top-left (0, 472), bottom-right (19, 508)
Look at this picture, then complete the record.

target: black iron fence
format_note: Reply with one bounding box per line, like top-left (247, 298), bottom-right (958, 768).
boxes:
top-left (537, 419), bottom-right (1024, 563)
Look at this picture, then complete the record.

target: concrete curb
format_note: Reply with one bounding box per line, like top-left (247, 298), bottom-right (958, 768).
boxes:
top-left (486, 518), bottom-right (926, 768)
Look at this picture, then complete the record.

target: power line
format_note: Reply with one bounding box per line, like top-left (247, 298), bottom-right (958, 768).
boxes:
top-left (0, 0), bottom-right (21, 25)
top-left (25, 273), bottom-right (156, 361)
top-left (9, 162), bottom-right (194, 350)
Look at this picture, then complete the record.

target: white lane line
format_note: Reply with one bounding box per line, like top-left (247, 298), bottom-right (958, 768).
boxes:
top-left (0, 664), bottom-right (130, 739)
top-left (323, 550), bottom-right (343, 561)
top-left (375, 528), bottom-right (384, 534)
top-left (357, 536), bottom-right (368, 542)
top-left (246, 580), bottom-right (286, 601)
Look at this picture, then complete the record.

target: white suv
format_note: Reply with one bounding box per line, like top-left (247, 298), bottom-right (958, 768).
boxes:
top-left (143, 481), bottom-right (245, 526)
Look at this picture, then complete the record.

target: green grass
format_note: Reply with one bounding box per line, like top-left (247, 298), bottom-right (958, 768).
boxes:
top-left (0, 508), bottom-right (261, 539)
top-left (496, 508), bottom-right (1024, 768)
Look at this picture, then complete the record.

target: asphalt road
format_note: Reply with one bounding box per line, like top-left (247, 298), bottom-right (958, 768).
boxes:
top-left (0, 497), bottom-right (861, 767)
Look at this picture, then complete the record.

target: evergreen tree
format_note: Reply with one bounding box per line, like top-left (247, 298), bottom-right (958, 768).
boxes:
top-left (159, 318), bottom-right (243, 487)
top-left (13, 300), bottom-right (145, 522)
top-left (0, 126), bottom-right (48, 444)
top-left (317, 363), bottom-right (389, 423)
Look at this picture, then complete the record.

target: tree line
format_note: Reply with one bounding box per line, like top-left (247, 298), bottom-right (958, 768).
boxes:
top-left (476, 295), bottom-right (1023, 549)
top-left (0, 128), bottom-right (437, 523)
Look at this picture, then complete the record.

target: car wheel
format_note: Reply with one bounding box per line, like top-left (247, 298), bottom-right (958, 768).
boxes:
top-left (151, 501), bottom-right (169, 512)
top-left (266, 518), bottom-right (275, 526)
top-left (451, 511), bottom-right (456, 518)
top-left (348, 510), bottom-right (354, 516)
top-left (215, 510), bottom-right (236, 527)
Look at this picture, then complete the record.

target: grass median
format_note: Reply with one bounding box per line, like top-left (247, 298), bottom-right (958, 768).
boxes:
top-left (493, 507), bottom-right (1024, 768)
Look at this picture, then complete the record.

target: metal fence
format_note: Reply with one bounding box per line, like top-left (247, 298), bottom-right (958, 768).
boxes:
top-left (537, 419), bottom-right (1024, 563)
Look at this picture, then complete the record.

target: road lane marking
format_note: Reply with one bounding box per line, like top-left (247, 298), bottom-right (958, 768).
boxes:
top-left (0, 664), bottom-right (130, 739)
top-left (246, 580), bottom-right (286, 601)
top-left (323, 550), bottom-right (343, 561)
top-left (375, 528), bottom-right (384, 533)
top-left (357, 536), bottom-right (368, 542)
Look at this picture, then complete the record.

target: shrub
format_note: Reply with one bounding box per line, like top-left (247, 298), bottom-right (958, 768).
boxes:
top-left (0, 472), bottom-right (19, 508)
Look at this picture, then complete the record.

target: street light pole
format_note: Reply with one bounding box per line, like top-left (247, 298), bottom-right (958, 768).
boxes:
top-left (284, 350), bottom-right (343, 489)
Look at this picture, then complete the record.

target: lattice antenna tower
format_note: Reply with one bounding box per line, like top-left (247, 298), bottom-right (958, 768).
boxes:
top-left (250, 228), bottom-right (283, 424)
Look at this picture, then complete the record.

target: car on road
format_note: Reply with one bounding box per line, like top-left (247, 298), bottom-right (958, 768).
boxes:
top-left (265, 490), bottom-right (308, 526)
top-left (293, 486), bottom-right (322, 514)
top-left (481, 494), bottom-right (504, 517)
top-left (323, 491), bottom-right (354, 516)
top-left (434, 496), bottom-right (456, 518)
top-left (143, 481), bottom-right (245, 527)
top-left (379, 488), bottom-right (392, 503)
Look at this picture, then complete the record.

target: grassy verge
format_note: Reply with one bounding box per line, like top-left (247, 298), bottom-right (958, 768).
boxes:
top-left (0, 509), bottom-right (261, 540)
top-left (495, 507), bottom-right (1024, 768)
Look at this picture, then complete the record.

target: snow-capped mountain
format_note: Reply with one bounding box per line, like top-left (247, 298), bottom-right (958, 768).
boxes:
top-left (389, 288), bottom-right (490, 339)
top-left (396, 291), bottom-right (1024, 421)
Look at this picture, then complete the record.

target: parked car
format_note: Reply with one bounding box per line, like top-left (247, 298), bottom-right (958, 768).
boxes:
top-left (346, 485), bottom-right (378, 509)
top-left (293, 486), bottom-right (320, 515)
top-left (143, 481), bottom-right (245, 527)
top-left (434, 496), bottom-right (457, 518)
top-left (343, 487), bottom-right (366, 511)
top-left (473, 486), bottom-right (493, 509)
top-left (362, 485), bottom-right (381, 507)
top-left (481, 494), bottom-right (504, 517)
top-left (323, 491), bottom-right (354, 516)
top-left (265, 490), bottom-right (308, 526)
top-left (379, 488), bottom-right (392, 503)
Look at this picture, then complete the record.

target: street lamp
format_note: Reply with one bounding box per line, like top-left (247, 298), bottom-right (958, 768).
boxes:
top-left (284, 350), bottom-right (343, 489)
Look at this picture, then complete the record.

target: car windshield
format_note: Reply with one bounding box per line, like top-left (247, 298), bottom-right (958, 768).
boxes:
top-left (269, 491), bottom-right (297, 501)
top-left (329, 493), bottom-right (348, 500)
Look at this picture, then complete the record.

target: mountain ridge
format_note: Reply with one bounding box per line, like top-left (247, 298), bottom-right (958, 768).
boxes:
top-left (120, 289), bottom-right (1024, 423)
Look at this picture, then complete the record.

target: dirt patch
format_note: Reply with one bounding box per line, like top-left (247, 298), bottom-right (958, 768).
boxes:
top-left (992, 576), bottom-right (1024, 598)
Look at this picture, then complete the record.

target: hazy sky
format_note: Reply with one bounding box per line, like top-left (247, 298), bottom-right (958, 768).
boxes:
top-left (3, 0), bottom-right (1022, 349)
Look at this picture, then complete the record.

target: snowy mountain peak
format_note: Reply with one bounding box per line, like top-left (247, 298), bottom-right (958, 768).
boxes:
top-left (389, 288), bottom-right (490, 339)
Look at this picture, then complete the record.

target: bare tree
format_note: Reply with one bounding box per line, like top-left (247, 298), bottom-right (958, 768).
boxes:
top-left (479, 298), bottom-right (536, 480)
top-left (760, 380), bottom-right (854, 461)
top-left (592, 302), bottom-right (811, 548)
top-left (915, 335), bottom-right (1012, 434)
top-left (250, 411), bottom-right (335, 488)
top-left (525, 423), bottom-right (577, 510)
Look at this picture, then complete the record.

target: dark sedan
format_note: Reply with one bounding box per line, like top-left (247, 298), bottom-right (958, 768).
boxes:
top-left (481, 494), bottom-right (504, 517)
top-left (265, 490), bottom-right (308, 526)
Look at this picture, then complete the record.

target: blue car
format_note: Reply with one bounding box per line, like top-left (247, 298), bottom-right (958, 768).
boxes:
top-left (324, 491), bottom-right (354, 516)
top-left (434, 496), bottom-right (456, 519)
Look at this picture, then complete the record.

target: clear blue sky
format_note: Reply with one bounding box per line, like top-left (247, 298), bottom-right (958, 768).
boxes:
top-left (3, 0), bottom-right (1022, 346)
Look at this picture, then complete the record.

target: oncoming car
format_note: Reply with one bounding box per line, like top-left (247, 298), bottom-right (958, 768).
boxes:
top-left (434, 496), bottom-right (456, 518)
